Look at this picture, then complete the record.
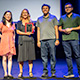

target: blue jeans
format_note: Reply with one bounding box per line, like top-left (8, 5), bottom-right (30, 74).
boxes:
top-left (41, 39), bottom-right (56, 74)
top-left (62, 40), bottom-right (80, 75)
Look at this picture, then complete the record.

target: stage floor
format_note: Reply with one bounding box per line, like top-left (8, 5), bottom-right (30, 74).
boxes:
top-left (0, 58), bottom-right (80, 80)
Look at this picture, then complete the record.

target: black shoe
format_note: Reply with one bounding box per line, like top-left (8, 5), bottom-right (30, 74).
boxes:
top-left (8, 75), bottom-right (14, 79)
top-left (41, 73), bottom-right (48, 77)
top-left (3, 76), bottom-right (8, 79)
top-left (51, 73), bottom-right (56, 77)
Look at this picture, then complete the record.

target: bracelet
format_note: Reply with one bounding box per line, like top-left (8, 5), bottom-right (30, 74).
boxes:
top-left (56, 39), bottom-right (59, 40)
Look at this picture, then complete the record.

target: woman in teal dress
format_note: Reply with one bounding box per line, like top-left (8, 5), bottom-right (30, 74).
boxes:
top-left (16, 9), bottom-right (36, 78)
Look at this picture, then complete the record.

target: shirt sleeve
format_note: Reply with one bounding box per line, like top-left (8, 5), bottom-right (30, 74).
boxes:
top-left (16, 21), bottom-right (22, 31)
top-left (0, 22), bottom-right (3, 29)
top-left (77, 15), bottom-right (80, 26)
top-left (58, 18), bottom-right (63, 26)
top-left (13, 23), bottom-right (16, 30)
top-left (53, 16), bottom-right (59, 26)
top-left (36, 19), bottom-right (40, 27)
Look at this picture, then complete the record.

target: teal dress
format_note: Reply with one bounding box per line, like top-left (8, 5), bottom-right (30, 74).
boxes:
top-left (17, 21), bottom-right (36, 62)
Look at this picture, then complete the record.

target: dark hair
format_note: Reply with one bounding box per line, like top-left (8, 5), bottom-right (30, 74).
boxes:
top-left (41, 4), bottom-right (51, 10)
top-left (65, 2), bottom-right (73, 7)
top-left (2, 10), bottom-right (13, 26)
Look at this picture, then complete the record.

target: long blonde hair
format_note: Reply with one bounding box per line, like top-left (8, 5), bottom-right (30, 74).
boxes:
top-left (20, 9), bottom-right (31, 21)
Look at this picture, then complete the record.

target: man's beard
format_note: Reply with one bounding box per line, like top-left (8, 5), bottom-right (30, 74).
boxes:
top-left (44, 12), bottom-right (49, 16)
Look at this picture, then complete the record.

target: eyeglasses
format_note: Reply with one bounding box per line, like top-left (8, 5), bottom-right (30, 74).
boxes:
top-left (65, 6), bottom-right (72, 9)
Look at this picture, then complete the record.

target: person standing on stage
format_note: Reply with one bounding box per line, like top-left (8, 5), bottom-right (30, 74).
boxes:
top-left (36, 4), bottom-right (59, 77)
top-left (58, 2), bottom-right (80, 78)
top-left (16, 9), bottom-right (36, 78)
top-left (0, 11), bottom-right (16, 79)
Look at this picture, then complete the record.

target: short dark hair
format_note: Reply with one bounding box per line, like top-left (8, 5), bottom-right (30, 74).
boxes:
top-left (65, 2), bottom-right (73, 7)
top-left (41, 4), bottom-right (51, 10)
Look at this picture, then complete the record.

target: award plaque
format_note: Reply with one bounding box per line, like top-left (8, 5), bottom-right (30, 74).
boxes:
top-left (25, 23), bottom-right (34, 33)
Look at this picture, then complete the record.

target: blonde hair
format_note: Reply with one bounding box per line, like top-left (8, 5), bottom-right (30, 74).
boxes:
top-left (20, 9), bottom-right (31, 21)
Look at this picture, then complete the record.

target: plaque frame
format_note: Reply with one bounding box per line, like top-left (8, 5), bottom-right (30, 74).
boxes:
top-left (25, 23), bottom-right (34, 33)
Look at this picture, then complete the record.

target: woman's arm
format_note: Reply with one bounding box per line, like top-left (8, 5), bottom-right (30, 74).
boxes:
top-left (16, 30), bottom-right (32, 35)
top-left (37, 27), bottom-right (41, 48)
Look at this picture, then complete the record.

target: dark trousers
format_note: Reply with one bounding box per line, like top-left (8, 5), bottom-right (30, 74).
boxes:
top-left (41, 39), bottom-right (56, 74)
top-left (62, 40), bottom-right (80, 75)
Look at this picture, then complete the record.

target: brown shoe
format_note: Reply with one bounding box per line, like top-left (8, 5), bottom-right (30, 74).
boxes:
top-left (18, 72), bottom-right (23, 78)
top-left (29, 72), bottom-right (33, 78)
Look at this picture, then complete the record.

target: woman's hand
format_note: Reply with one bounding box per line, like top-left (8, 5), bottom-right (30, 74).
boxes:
top-left (25, 32), bottom-right (33, 35)
top-left (55, 40), bottom-right (60, 46)
top-left (37, 41), bottom-right (41, 48)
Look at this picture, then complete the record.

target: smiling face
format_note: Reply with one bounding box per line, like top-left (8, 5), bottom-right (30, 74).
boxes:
top-left (22, 9), bottom-right (29, 19)
top-left (42, 6), bottom-right (50, 15)
top-left (65, 4), bottom-right (73, 14)
top-left (4, 12), bottom-right (11, 21)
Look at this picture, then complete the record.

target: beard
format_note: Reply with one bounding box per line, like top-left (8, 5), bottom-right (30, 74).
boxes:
top-left (66, 11), bottom-right (72, 15)
top-left (44, 12), bottom-right (49, 16)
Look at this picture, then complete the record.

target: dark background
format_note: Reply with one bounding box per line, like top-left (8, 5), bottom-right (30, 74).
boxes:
top-left (61, 0), bottom-right (80, 15)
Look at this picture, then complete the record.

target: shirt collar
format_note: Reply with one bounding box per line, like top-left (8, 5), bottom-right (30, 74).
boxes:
top-left (43, 13), bottom-right (51, 19)
top-left (66, 12), bottom-right (73, 18)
